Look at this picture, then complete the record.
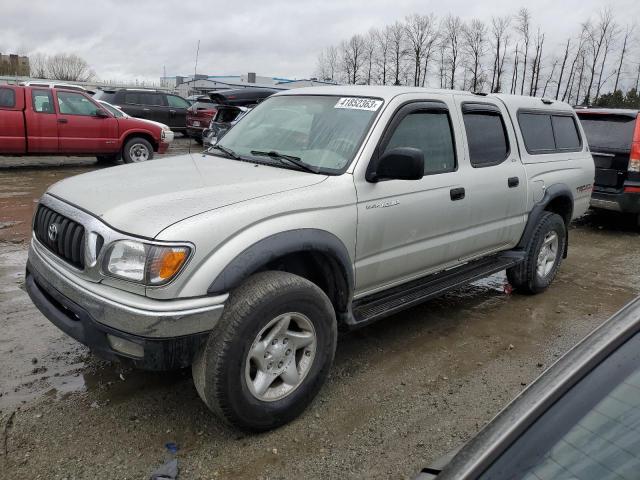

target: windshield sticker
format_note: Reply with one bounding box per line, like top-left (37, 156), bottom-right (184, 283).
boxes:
top-left (334, 97), bottom-right (383, 111)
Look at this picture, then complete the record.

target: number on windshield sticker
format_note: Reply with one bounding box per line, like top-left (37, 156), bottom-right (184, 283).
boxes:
top-left (334, 97), bottom-right (383, 111)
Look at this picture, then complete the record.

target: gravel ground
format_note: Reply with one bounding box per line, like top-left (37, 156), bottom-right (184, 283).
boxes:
top-left (1, 145), bottom-right (639, 479)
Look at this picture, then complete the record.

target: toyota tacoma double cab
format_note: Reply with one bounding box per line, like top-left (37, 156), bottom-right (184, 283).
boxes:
top-left (25, 86), bottom-right (594, 431)
top-left (0, 85), bottom-right (171, 163)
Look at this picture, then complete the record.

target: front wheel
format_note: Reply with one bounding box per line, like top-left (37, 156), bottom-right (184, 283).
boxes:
top-left (192, 271), bottom-right (337, 431)
top-left (122, 137), bottom-right (154, 163)
top-left (507, 212), bottom-right (567, 294)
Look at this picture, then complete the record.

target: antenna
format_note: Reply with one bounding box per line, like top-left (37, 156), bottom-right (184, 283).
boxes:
top-left (193, 40), bottom-right (200, 96)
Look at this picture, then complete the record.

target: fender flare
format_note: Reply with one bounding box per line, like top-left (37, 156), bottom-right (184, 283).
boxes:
top-left (517, 183), bottom-right (574, 255)
top-left (207, 229), bottom-right (354, 307)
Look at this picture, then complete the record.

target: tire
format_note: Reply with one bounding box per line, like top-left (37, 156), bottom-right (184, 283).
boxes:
top-left (122, 137), bottom-right (154, 163)
top-left (192, 271), bottom-right (337, 431)
top-left (193, 136), bottom-right (203, 145)
top-left (507, 212), bottom-right (567, 294)
top-left (96, 154), bottom-right (118, 165)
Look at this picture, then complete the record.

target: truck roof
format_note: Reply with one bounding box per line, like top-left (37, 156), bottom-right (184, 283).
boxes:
top-left (276, 85), bottom-right (575, 113)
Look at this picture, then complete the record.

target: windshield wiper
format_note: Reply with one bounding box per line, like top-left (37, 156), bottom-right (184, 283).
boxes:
top-left (208, 144), bottom-right (242, 160)
top-left (250, 150), bottom-right (318, 174)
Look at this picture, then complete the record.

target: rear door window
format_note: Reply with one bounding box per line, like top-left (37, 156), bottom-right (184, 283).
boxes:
top-left (552, 115), bottom-right (581, 150)
top-left (578, 115), bottom-right (637, 152)
top-left (32, 90), bottom-right (55, 114)
top-left (384, 109), bottom-right (456, 175)
top-left (462, 106), bottom-right (510, 167)
top-left (518, 113), bottom-right (556, 153)
top-left (166, 94), bottom-right (190, 108)
top-left (124, 92), bottom-right (140, 104)
top-left (0, 87), bottom-right (15, 108)
top-left (140, 93), bottom-right (165, 106)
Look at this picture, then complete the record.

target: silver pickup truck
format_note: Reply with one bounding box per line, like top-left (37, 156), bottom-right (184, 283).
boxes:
top-left (26, 86), bottom-right (594, 431)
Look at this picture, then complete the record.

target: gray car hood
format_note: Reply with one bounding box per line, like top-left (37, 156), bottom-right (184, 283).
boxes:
top-left (47, 154), bottom-right (327, 238)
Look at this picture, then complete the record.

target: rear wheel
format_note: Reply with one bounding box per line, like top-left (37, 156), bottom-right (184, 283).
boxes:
top-left (507, 212), bottom-right (567, 294)
top-left (122, 137), bottom-right (153, 163)
top-left (192, 271), bottom-right (337, 431)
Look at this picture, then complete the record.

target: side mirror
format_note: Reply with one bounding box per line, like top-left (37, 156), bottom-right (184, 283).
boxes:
top-left (94, 109), bottom-right (109, 118)
top-left (366, 147), bottom-right (424, 182)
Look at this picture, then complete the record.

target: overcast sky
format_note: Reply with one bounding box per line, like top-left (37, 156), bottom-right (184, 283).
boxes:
top-left (1, 0), bottom-right (638, 83)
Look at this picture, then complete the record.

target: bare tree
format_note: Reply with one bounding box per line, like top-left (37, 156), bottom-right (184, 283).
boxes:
top-left (613, 25), bottom-right (631, 92)
top-left (583, 8), bottom-right (615, 104)
top-left (516, 8), bottom-right (532, 95)
top-left (341, 35), bottom-right (366, 84)
top-left (389, 21), bottom-right (407, 85)
top-left (29, 53), bottom-right (48, 78)
top-left (529, 30), bottom-right (545, 96)
top-left (363, 30), bottom-right (377, 85)
top-left (44, 53), bottom-right (94, 81)
top-left (542, 58), bottom-right (558, 97)
top-left (555, 39), bottom-right (571, 99)
top-left (510, 43), bottom-right (520, 94)
top-left (463, 19), bottom-right (489, 92)
top-left (374, 26), bottom-right (392, 85)
top-left (594, 20), bottom-right (618, 102)
top-left (490, 16), bottom-right (511, 92)
top-left (562, 28), bottom-right (587, 102)
top-left (405, 14), bottom-right (428, 86)
top-left (444, 15), bottom-right (463, 89)
top-left (404, 13), bottom-right (439, 87)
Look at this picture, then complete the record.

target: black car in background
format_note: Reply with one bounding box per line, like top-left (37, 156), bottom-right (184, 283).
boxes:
top-left (186, 88), bottom-right (280, 142)
top-left (576, 108), bottom-right (640, 223)
top-left (93, 88), bottom-right (191, 133)
top-left (417, 297), bottom-right (640, 479)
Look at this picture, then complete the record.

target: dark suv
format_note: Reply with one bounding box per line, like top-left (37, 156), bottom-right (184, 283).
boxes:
top-left (93, 88), bottom-right (191, 133)
top-left (576, 108), bottom-right (640, 222)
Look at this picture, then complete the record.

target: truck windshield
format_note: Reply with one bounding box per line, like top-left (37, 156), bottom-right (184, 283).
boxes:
top-left (212, 95), bottom-right (383, 174)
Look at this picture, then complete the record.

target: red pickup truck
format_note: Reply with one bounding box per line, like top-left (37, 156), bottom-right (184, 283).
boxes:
top-left (0, 85), bottom-right (170, 163)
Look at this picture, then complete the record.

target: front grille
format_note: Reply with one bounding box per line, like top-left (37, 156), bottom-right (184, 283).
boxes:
top-left (33, 205), bottom-right (85, 269)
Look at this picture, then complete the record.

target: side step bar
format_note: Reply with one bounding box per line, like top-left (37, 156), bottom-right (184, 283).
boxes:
top-left (349, 252), bottom-right (525, 328)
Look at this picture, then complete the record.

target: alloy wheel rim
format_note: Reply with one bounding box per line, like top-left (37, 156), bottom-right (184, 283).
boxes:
top-left (536, 231), bottom-right (559, 278)
top-left (129, 143), bottom-right (149, 162)
top-left (244, 312), bottom-right (317, 402)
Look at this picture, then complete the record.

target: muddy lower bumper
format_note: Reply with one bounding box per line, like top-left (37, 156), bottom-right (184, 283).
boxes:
top-left (591, 187), bottom-right (640, 214)
top-left (26, 243), bottom-right (227, 371)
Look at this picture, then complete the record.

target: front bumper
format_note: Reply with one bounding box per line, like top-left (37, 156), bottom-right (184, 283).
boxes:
top-left (26, 239), bottom-right (227, 370)
top-left (591, 189), bottom-right (640, 213)
top-left (157, 140), bottom-right (170, 154)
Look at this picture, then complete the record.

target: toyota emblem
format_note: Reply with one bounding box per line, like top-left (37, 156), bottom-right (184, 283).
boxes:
top-left (48, 223), bottom-right (58, 242)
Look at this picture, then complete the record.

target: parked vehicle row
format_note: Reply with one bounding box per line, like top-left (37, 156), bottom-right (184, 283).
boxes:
top-left (187, 88), bottom-right (279, 143)
top-left (0, 84), bottom-right (172, 163)
top-left (25, 86), bottom-right (594, 432)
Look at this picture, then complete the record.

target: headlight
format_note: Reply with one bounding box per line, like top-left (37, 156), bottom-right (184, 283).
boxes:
top-left (103, 240), bottom-right (190, 285)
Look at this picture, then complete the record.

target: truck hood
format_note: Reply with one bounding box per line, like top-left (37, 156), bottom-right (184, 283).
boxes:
top-left (47, 153), bottom-right (327, 238)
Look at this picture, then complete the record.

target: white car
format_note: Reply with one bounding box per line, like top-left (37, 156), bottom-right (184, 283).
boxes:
top-left (98, 100), bottom-right (175, 144)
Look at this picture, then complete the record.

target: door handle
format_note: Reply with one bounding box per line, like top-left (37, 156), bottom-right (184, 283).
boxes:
top-left (57, 118), bottom-right (68, 124)
top-left (169, 109), bottom-right (176, 114)
top-left (143, 108), bottom-right (150, 112)
top-left (508, 176), bottom-right (520, 188)
top-left (450, 187), bottom-right (465, 201)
